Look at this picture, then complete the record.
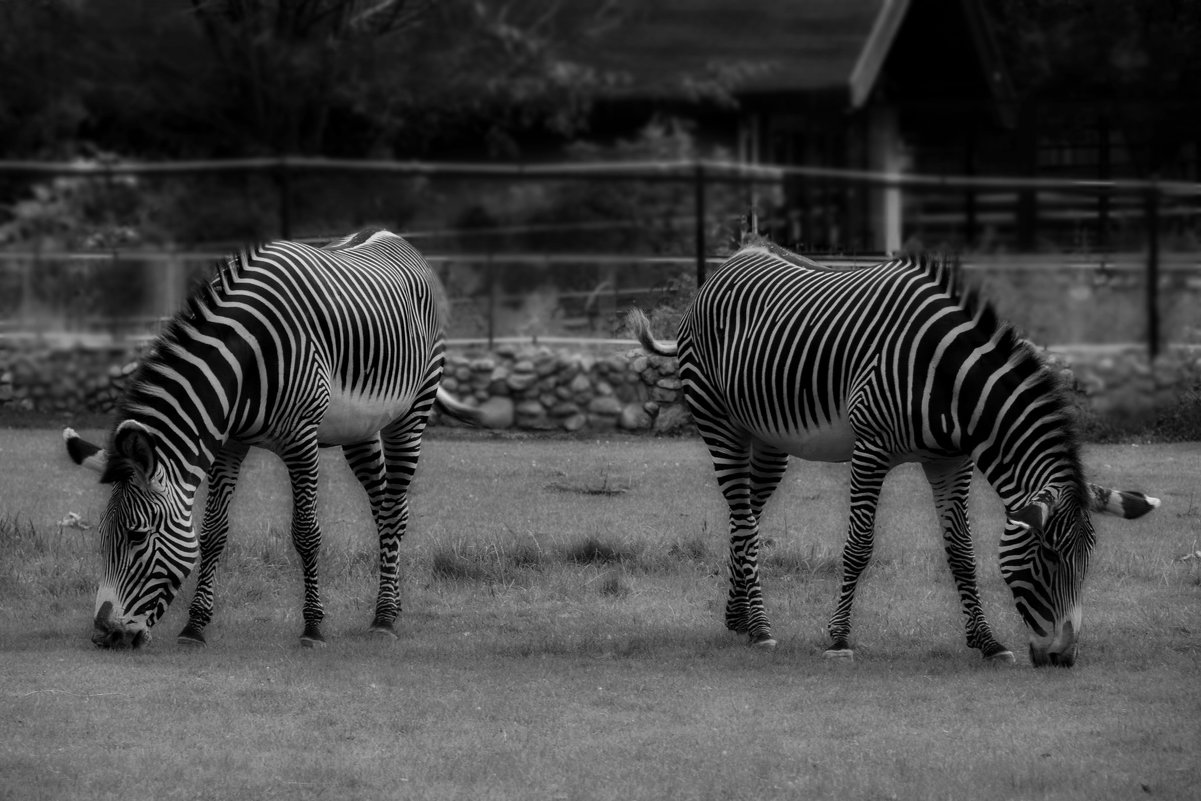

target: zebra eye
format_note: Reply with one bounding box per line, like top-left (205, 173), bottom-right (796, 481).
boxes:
top-left (126, 527), bottom-right (153, 545)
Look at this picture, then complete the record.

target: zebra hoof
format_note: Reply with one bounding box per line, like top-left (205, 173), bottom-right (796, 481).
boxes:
top-left (985, 649), bottom-right (1016, 664)
top-left (368, 624), bottom-right (399, 640)
top-left (823, 648), bottom-right (854, 661)
top-left (299, 625), bottom-right (326, 648)
top-left (176, 623), bottom-right (206, 646)
top-left (748, 632), bottom-right (777, 649)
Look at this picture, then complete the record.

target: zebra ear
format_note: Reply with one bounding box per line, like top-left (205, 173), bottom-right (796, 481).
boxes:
top-left (1009, 502), bottom-right (1049, 537)
top-left (1087, 483), bottom-right (1161, 519)
top-left (1009, 501), bottom-right (1062, 565)
top-left (63, 428), bottom-right (108, 473)
top-left (112, 420), bottom-right (165, 493)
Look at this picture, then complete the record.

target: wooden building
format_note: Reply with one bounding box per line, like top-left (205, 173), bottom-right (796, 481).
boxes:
top-left (577, 0), bottom-right (1200, 255)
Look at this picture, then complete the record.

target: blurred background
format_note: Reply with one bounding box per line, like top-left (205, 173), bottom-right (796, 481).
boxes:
top-left (1, 0), bottom-right (1199, 353)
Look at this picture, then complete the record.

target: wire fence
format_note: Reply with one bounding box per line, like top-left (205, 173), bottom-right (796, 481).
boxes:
top-left (2, 156), bottom-right (1199, 355)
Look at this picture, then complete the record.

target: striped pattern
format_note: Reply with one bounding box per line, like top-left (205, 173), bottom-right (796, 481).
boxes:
top-left (82, 229), bottom-right (447, 647)
top-left (633, 243), bottom-right (1144, 665)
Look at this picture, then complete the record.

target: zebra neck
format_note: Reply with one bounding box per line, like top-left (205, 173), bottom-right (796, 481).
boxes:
top-left (968, 393), bottom-right (1082, 508)
top-left (117, 377), bottom-right (237, 489)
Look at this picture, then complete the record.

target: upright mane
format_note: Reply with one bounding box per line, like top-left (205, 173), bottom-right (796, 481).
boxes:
top-left (907, 252), bottom-right (1088, 504)
top-left (113, 243), bottom-right (266, 436)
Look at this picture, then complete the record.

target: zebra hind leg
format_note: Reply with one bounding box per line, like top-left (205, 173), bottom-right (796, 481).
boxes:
top-left (364, 421), bottom-right (427, 637)
top-left (697, 424), bottom-right (776, 648)
top-left (281, 437), bottom-right (327, 647)
top-left (343, 436), bottom-right (401, 638)
top-left (179, 443), bottom-right (249, 646)
top-left (735, 441), bottom-right (790, 645)
top-left (922, 458), bottom-right (1014, 664)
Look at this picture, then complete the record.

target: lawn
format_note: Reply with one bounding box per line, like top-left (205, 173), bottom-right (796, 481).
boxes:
top-left (0, 427), bottom-right (1197, 801)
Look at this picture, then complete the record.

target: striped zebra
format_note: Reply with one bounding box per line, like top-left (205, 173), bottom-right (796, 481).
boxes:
top-left (64, 229), bottom-right (481, 649)
top-left (629, 243), bottom-right (1158, 667)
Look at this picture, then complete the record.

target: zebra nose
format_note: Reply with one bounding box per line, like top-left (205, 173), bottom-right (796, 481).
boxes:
top-left (1048, 644), bottom-right (1078, 668)
top-left (93, 601), bottom-right (114, 635)
top-left (92, 628), bottom-right (125, 648)
top-left (92, 601), bottom-right (138, 649)
top-left (1029, 621), bottom-right (1078, 668)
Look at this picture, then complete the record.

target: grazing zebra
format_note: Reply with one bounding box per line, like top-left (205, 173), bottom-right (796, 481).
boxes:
top-left (629, 243), bottom-right (1158, 667)
top-left (64, 229), bottom-right (481, 649)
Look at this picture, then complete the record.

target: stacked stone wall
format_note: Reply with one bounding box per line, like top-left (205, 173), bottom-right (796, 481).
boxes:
top-left (2, 338), bottom-right (1199, 435)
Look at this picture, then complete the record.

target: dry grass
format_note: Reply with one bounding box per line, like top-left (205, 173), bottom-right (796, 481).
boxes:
top-left (0, 428), bottom-right (1198, 801)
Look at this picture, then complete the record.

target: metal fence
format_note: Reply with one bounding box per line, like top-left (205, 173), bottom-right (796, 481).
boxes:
top-left (2, 156), bottom-right (1199, 355)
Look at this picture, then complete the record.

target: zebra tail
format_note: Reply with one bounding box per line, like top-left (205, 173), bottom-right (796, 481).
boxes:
top-left (1087, 483), bottom-right (1161, 519)
top-left (626, 308), bottom-right (678, 357)
top-left (435, 387), bottom-right (487, 426)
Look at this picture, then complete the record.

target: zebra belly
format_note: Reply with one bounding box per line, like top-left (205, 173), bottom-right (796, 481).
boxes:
top-left (755, 416), bottom-right (856, 463)
top-left (316, 385), bottom-right (416, 444)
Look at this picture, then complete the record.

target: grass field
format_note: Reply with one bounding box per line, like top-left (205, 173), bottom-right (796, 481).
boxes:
top-left (1, 426), bottom-right (1198, 801)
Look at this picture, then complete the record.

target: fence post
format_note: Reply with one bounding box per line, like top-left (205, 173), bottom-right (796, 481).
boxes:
top-left (486, 252), bottom-right (496, 350)
top-left (276, 158), bottom-right (293, 240)
top-left (1145, 184), bottom-right (1160, 360)
top-left (160, 253), bottom-right (185, 330)
top-left (1098, 115), bottom-right (1111, 252)
top-left (694, 161), bottom-right (707, 287)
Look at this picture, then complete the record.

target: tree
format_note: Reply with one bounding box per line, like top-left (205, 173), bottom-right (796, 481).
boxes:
top-left (984, 0), bottom-right (1201, 174)
top-left (0, 0), bottom-right (628, 159)
top-left (178, 0), bottom-right (626, 157)
top-left (0, 2), bottom-right (93, 158)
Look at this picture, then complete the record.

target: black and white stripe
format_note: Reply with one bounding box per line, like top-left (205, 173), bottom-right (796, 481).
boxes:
top-left (631, 243), bottom-right (1157, 665)
top-left (67, 229), bottom-right (465, 648)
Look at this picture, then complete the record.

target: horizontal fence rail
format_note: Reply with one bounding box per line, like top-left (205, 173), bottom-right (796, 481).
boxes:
top-left (3, 156), bottom-right (1200, 357)
top-left (3, 155), bottom-right (1201, 195)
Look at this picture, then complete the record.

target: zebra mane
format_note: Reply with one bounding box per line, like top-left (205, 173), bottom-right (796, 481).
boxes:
top-left (907, 253), bottom-right (1089, 505)
top-left (907, 252), bottom-right (1026, 370)
top-left (740, 242), bottom-right (858, 272)
top-left (113, 243), bottom-right (265, 435)
top-left (115, 230), bottom-right (386, 436)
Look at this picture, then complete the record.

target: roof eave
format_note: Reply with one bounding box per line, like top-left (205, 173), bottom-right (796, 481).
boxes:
top-left (848, 0), bottom-right (911, 109)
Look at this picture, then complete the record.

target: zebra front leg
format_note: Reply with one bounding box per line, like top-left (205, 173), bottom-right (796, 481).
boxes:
top-left (922, 458), bottom-right (1013, 663)
top-left (281, 438), bottom-right (326, 647)
top-left (373, 423), bottom-right (427, 634)
top-left (179, 442), bottom-right (250, 646)
top-left (825, 445), bottom-right (889, 660)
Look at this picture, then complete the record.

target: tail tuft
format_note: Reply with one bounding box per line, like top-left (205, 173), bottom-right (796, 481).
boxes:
top-left (1088, 484), bottom-right (1161, 519)
top-left (626, 308), bottom-right (678, 357)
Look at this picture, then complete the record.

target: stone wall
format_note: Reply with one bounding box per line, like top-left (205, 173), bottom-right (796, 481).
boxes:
top-left (431, 345), bottom-right (690, 433)
top-left (2, 337), bottom-right (1199, 434)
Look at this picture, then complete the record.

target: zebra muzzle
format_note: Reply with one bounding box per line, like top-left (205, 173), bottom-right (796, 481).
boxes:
top-left (92, 602), bottom-right (149, 649)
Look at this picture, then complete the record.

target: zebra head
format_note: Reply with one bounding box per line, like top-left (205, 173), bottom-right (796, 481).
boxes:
top-left (64, 421), bottom-right (198, 649)
top-left (1002, 483), bottom-right (1158, 668)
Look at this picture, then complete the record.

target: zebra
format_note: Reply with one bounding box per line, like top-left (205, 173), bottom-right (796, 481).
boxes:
top-left (629, 243), bottom-right (1159, 667)
top-left (64, 229), bottom-right (482, 649)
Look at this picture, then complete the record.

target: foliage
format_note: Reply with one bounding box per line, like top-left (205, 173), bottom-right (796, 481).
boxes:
top-left (0, 161), bottom-right (155, 250)
top-left (984, 0), bottom-right (1201, 173)
top-left (520, 116), bottom-right (746, 255)
top-left (0, 156), bottom-right (162, 321)
top-left (0, 2), bottom-right (91, 159)
top-left (0, 0), bottom-right (631, 160)
top-left (438, 118), bottom-right (741, 334)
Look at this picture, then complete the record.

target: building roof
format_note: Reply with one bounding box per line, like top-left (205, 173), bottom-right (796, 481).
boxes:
top-left (577, 0), bottom-right (1012, 111)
